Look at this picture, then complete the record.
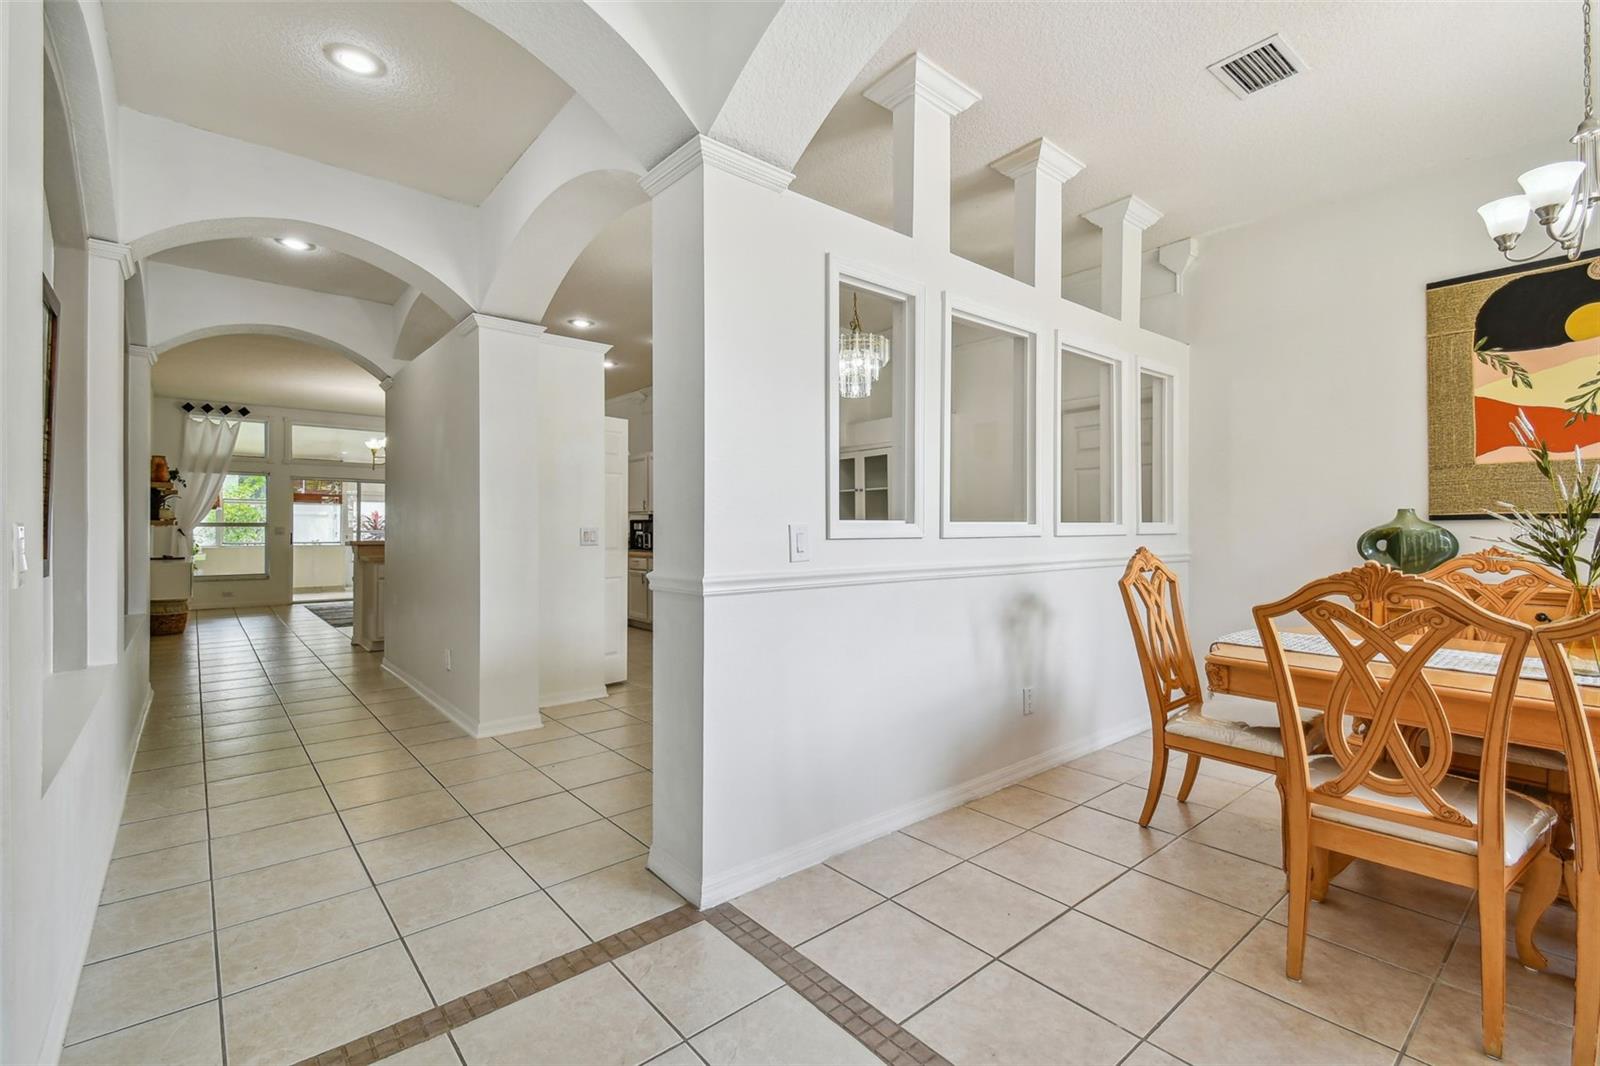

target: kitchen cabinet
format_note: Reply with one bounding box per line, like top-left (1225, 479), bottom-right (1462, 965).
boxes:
top-left (838, 446), bottom-right (893, 521)
top-left (627, 555), bottom-right (652, 628)
top-left (628, 453), bottom-right (653, 514)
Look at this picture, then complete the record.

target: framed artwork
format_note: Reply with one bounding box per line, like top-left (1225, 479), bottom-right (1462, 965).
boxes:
top-left (1427, 252), bottom-right (1600, 517)
top-left (42, 276), bottom-right (60, 576)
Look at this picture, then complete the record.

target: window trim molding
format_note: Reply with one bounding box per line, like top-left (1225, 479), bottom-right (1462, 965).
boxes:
top-left (1135, 357), bottom-right (1181, 536)
top-left (825, 254), bottom-right (926, 541)
top-left (940, 293), bottom-right (1042, 540)
top-left (1053, 334), bottom-right (1128, 538)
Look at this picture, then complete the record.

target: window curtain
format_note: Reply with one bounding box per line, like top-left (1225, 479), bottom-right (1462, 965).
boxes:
top-left (162, 415), bottom-right (241, 558)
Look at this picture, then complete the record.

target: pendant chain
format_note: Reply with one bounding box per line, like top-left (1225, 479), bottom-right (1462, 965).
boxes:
top-left (1587, 0), bottom-right (1594, 119)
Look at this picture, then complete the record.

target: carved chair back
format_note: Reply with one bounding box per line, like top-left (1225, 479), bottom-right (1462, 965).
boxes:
top-left (1119, 548), bottom-right (1201, 730)
top-left (1532, 613), bottom-right (1600, 880)
top-left (1425, 548), bottom-right (1577, 636)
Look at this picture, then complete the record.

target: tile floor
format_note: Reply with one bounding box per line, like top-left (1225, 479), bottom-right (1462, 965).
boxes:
top-left (61, 608), bottom-right (1583, 1065)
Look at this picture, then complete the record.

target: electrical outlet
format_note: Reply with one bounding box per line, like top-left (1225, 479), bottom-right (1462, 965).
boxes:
top-left (788, 523), bottom-right (810, 563)
top-left (221, 591), bottom-right (234, 599)
top-left (444, 649), bottom-right (453, 672)
top-left (1022, 687), bottom-right (1036, 716)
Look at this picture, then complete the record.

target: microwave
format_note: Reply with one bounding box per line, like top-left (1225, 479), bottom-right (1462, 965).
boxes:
top-left (629, 518), bottom-right (652, 552)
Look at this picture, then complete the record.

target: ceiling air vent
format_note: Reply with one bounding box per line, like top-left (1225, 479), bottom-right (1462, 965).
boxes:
top-left (1208, 35), bottom-right (1304, 99)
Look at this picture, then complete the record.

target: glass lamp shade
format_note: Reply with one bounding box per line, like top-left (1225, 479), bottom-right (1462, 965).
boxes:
top-left (1478, 195), bottom-right (1531, 238)
top-left (1517, 161), bottom-right (1586, 209)
top-left (838, 328), bottom-right (891, 400)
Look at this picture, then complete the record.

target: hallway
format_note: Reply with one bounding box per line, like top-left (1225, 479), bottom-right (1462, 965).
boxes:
top-left (63, 611), bottom-right (664, 1063)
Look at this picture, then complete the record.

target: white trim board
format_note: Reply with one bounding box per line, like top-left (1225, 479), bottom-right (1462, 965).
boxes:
top-left (379, 659), bottom-right (539, 740)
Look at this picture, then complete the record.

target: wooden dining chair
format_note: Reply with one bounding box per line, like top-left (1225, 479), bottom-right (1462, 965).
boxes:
top-left (1119, 547), bottom-right (1319, 832)
top-left (1524, 612), bottom-right (1600, 1066)
top-left (1253, 561), bottom-right (1559, 1058)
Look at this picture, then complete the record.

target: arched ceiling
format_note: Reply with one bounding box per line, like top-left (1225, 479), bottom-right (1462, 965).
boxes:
top-left (151, 238), bottom-right (409, 304)
top-left (152, 334), bottom-right (387, 416)
top-left (545, 202), bottom-right (652, 398)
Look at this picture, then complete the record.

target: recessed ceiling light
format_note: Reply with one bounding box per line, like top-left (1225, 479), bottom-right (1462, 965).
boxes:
top-left (568, 318), bottom-right (595, 329)
top-left (275, 237), bottom-right (315, 252)
top-left (603, 360), bottom-right (618, 369)
top-left (325, 44), bottom-right (385, 77)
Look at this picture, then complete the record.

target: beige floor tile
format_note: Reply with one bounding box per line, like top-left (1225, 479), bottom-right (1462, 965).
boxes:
top-left (429, 750), bottom-right (530, 786)
top-left (379, 1035), bottom-right (463, 1066)
top-left (408, 736), bottom-right (505, 765)
top-left (646, 1042), bottom-right (708, 1066)
top-left (802, 902), bottom-right (987, 1023)
top-left (1224, 782), bottom-right (1287, 823)
top-left (210, 813), bottom-right (349, 877)
top-left (391, 721), bottom-right (469, 746)
top-left (826, 832), bottom-right (960, 896)
top-left (316, 747), bottom-right (423, 783)
top-left (1078, 871), bottom-right (1257, 966)
top-left (617, 922), bottom-right (782, 1036)
top-left (1135, 838), bottom-right (1285, 915)
top-left (1158, 773), bottom-right (1254, 808)
top-left (325, 768), bottom-right (441, 810)
top-left (452, 962), bottom-right (678, 1066)
top-left (902, 806), bottom-right (1022, 858)
top-left (908, 961), bottom-right (1138, 1065)
top-left (475, 791), bottom-right (601, 847)
top-left (561, 709), bottom-right (642, 734)
top-left (406, 892), bottom-right (590, 1002)
top-left (572, 771), bottom-right (653, 816)
top-left (204, 716), bottom-right (296, 740)
top-left (59, 1001), bottom-right (222, 1066)
top-left (86, 882), bottom-right (213, 963)
top-left (896, 862), bottom-right (1064, 954)
top-left (339, 789), bottom-right (466, 843)
top-left (1150, 973), bottom-right (1394, 1066)
top-left (112, 810), bottom-right (208, 859)
top-left (734, 863), bottom-right (883, 945)
top-left (507, 819), bottom-right (647, 886)
top-left (546, 855), bottom-right (686, 940)
top-left (1035, 804), bottom-right (1174, 866)
top-left (447, 768), bottom-right (562, 814)
top-left (1331, 859), bottom-right (1477, 925)
top-left (1020, 765), bottom-right (1122, 803)
top-left (1004, 910), bottom-right (1205, 1035)
top-left (131, 744), bottom-right (205, 772)
top-left (206, 746), bottom-right (311, 783)
top-left (304, 732), bottom-right (400, 763)
top-left (214, 847), bottom-right (371, 928)
top-left (516, 734), bottom-right (611, 768)
top-left (1218, 921), bottom-right (1431, 1050)
top-left (1405, 981), bottom-right (1574, 1065)
top-left (690, 986), bottom-right (879, 1066)
top-left (371, 706), bottom-right (452, 732)
top-left (1122, 1042), bottom-right (1187, 1066)
top-left (209, 787), bottom-right (335, 838)
top-left (495, 719), bottom-right (578, 748)
top-left (203, 730), bottom-right (302, 760)
top-left (971, 831), bottom-right (1123, 905)
top-left (1087, 782), bottom-right (1219, 835)
top-left (221, 941), bottom-right (433, 1066)
top-left (122, 784), bottom-right (208, 824)
top-left (1265, 886), bottom-right (1458, 975)
top-left (65, 933), bottom-right (217, 1044)
top-left (378, 851), bottom-right (538, 934)
top-left (358, 817), bottom-right (498, 882)
top-left (290, 704), bottom-right (377, 728)
top-left (1068, 748), bottom-right (1154, 783)
top-left (619, 743), bottom-right (653, 769)
top-left (293, 717), bottom-right (387, 744)
top-left (1439, 923), bottom-right (1577, 1027)
top-left (542, 751), bottom-right (647, 789)
top-left (543, 699), bottom-right (612, 720)
top-left (964, 784), bottom-right (1074, 828)
top-left (205, 764), bottom-right (322, 807)
top-left (612, 806), bottom-right (654, 846)
top-left (1181, 809), bottom-right (1283, 869)
top-left (102, 841), bottom-right (210, 903)
top-left (218, 887), bottom-right (396, 993)
top-left (128, 762), bottom-right (205, 793)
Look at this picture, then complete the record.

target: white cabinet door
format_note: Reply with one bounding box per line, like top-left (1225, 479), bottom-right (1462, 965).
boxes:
top-left (838, 447), bottom-right (893, 522)
top-left (628, 570), bottom-right (648, 622)
top-left (628, 456), bottom-right (651, 514)
top-left (603, 418), bottom-right (628, 683)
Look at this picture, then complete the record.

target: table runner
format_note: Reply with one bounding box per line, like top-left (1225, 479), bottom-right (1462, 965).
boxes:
top-left (1213, 629), bottom-right (1600, 689)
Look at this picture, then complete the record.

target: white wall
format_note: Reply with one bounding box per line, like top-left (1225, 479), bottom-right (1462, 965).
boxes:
top-left (149, 398), bottom-right (384, 609)
top-left (1185, 141), bottom-right (1569, 652)
top-left (605, 387), bottom-right (653, 456)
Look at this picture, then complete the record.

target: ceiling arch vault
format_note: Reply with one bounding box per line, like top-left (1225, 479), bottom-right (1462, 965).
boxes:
top-left (152, 325), bottom-right (394, 385)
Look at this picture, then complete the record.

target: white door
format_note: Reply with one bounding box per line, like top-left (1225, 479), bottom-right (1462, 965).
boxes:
top-left (1060, 404), bottom-right (1110, 523)
top-left (603, 418), bottom-right (628, 684)
top-left (628, 456), bottom-right (650, 514)
top-left (628, 570), bottom-right (648, 622)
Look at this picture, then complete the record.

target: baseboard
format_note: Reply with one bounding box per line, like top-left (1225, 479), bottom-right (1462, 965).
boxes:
top-left (647, 846), bottom-right (702, 905)
top-left (539, 685), bottom-right (609, 709)
top-left (380, 660), bottom-right (547, 740)
top-left (692, 715), bottom-right (1149, 908)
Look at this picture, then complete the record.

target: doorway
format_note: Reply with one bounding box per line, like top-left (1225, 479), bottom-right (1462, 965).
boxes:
top-left (291, 478), bottom-right (386, 601)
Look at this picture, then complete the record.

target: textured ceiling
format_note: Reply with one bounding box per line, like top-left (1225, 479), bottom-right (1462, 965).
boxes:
top-left (153, 334), bottom-right (387, 417)
top-left (792, 0), bottom-right (1577, 275)
top-left (545, 202), bottom-right (653, 398)
top-left (151, 238), bottom-right (410, 304)
top-left (102, 1), bottom-right (573, 204)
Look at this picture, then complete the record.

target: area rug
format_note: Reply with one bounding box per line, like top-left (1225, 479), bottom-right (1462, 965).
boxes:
top-left (304, 601), bottom-right (354, 629)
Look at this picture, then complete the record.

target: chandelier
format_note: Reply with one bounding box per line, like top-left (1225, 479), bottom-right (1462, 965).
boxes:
top-left (838, 293), bottom-right (890, 399)
top-left (1478, 0), bottom-right (1600, 261)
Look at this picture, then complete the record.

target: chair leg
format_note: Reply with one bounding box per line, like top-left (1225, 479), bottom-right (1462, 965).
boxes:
top-left (1309, 847), bottom-right (1331, 903)
top-left (1284, 811), bottom-right (1310, 981)
top-left (1478, 883), bottom-right (1508, 1059)
top-left (1514, 847), bottom-right (1561, 971)
top-left (1573, 874), bottom-right (1599, 1066)
top-left (1175, 753), bottom-right (1202, 802)
top-left (1138, 738), bottom-right (1170, 827)
top-left (1275, 776), bottom-right (1289, 875)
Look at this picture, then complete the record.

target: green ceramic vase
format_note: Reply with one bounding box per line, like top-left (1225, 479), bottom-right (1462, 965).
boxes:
top-left (1356, 508), bottom-right (1460, 574)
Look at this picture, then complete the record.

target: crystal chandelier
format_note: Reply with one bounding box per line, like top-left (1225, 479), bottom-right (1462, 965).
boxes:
top-left (1478, 0), bottom-right (1600, 261)
top-left (838, 293), bottom-right (890, 399)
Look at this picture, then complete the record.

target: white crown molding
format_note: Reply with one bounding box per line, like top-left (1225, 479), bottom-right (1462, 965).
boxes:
top-left (379, 377), bottom-right (395, 392)
top-left (538, 332), bottom-right (614, 357)
top-left (863, 53), bottom-right (982, 117)
top-left (127, 344), bottom-right (157, 366)
top-left (453, 313), bottom-right (548, 341)
top-left (640, 135), bottom-right (795, 199)
top-left (990, 137), bottom-right (1085, 185)
top-left (1157, 237), bottom-right (1201, 293)
top-left (1083, 194), bottom-right (1163, 233)
top-left (86, 238), bottom-right (136, 280)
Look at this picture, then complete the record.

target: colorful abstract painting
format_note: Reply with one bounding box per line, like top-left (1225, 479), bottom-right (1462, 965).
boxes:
top-left (1427, 254), bottom-right (1600, 516)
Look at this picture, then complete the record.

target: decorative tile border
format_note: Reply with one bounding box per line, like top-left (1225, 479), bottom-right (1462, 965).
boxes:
top-left (703, 904), bottom-right (949, 1066)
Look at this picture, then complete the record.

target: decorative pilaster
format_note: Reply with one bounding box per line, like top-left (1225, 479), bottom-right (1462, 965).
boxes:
top-left (86, 238), bottom-right (135, 280)
top-left (640, 136), bottom-right (795, 200)
top-left (864, 54), bottom-right (981, 248)
top-left (991, 138), bottom-right (1084, 288)
top-left (1083, 195), bottom-right (1163, 324)
top-left (1157, 238), bottom-right (1200, 295)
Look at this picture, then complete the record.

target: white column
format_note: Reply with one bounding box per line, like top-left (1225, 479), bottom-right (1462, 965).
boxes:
top-left (1083, 195), bottom-right (1163, 325)
top-left (126, 345), bottom-right (155, 616)
top-left (864, 54), bottom-right (980, 249)
top-left (84, 239), bottom-right (132, 664)
top-left (990, 138), bottom-right (1084, 288)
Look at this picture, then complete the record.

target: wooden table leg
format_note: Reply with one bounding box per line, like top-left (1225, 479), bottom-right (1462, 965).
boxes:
top-left (1515, 847), bottom-right (1562, 971)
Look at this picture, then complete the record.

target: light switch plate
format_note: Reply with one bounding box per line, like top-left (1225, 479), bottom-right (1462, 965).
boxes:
top-left (11, 523), bottom-right (27, 589)
top-left (579, 527), bottom-right (600, 546)
top-left (788, 523), bottom-right (810, 563)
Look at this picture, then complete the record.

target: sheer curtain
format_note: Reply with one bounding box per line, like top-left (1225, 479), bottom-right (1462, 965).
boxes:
top-left (160, 415), bottom-right (241, 558)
